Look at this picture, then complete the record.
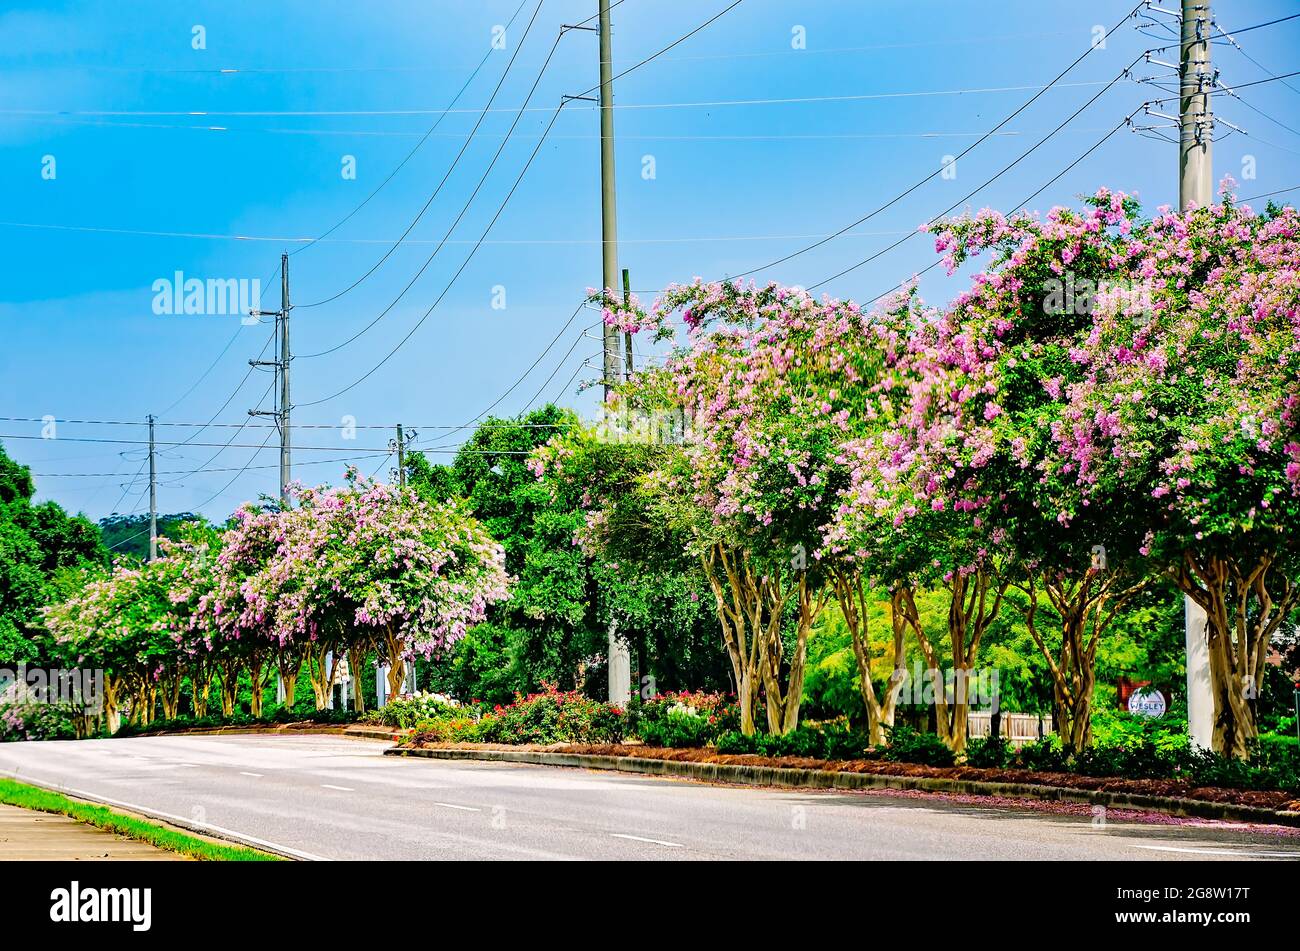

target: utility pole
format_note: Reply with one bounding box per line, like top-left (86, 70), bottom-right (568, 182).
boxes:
top-left (1179, 0), bottom-right (1214, 751)
top-left (391, 424), bottom-right (408, 487)
top-left (250, 253), bottom-right (292, 508)
top-left (622, 267), bottom-right (634, 378)
top-left (598, 0), bottom-right (631, 706)
top-left (599, 0), bottom-right (620, 392)
top-left (147, 414), bottom-right (158, 561)
top-left (279, 253), bottom-right (291, 507)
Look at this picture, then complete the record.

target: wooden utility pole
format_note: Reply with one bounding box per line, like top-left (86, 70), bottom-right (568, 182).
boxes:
top-left (393, 424), bottom-right (407, 487)
top-left (250, 253), bottom-right (292, 507)
top-left (622, 267), bottom-right (634, 378)
top-left (279, 253), bottom-right (291, 506)
top-left (147, 414), bottom-right (157, 561)
top-left (598, 0), bottom-right (631, 705)
top-left (1179, 0), bottom-right (1214, 751)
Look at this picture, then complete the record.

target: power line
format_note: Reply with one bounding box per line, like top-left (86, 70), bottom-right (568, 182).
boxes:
top-left (3, 80), bottom-right (1156, 118)
top-left (289, 0), bottom-right (532, 261)
top-left (807, 55), bottom-right (1148, 289)
top-left (719, 2), bottom-right (1148, 283)
top-left (297, 0), bottom-right (748, 406)
top-left (296, 0), bottom-right (550, 308)
top-left (0, 416), bottom-right (577, 430)
top-left (299, 16), bottom-right (569, 358)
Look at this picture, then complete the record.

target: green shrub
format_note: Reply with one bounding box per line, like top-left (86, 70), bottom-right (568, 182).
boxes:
top-left (639, 709), bottom-right (716, 748)
top-left (360, 693), bottom-right (462, 729)
top-left (0, 698), bottom-right (78, 742)
top-left (1089, 707), bottom-right (1189, 754)
top-left (407, 716), bottom-right (482, 744)
top-left (1014, 737), bottom-right (1070, 772)
top-left (965, 735), bottom-right (1013, 768)
top-left (714, 730), bottom-right (759, 755)
top-left (632, 691), bottom-right (738, 748)
top-left (876, 724), bottom-right (956, 767)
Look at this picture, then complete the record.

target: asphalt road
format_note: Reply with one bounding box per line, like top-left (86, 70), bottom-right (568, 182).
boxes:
top-left (1, 735), bottom-right (1297, 861)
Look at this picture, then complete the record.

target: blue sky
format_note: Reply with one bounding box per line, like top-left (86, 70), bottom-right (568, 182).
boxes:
top-left (2, 0), bottom-right (1298, 526)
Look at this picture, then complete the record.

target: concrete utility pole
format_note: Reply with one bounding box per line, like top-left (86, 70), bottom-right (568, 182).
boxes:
top-left (147, 414), bottom-right (157, 561)
top-left (598, 0), bottom-right (631, 706)
top-left (250, 253), bottom-right (292, 507)
top-left (1179, 0), bottom-right (1214, 751)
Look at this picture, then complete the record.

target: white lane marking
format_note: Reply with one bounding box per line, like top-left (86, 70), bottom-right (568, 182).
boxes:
top-left (1133, 844), bottom-right (1300, 858)
top-left (178, 763), bottom-right (200, 768)
top-left (432, 801), bottom-right (480, 812)
top-left (0, 769), bottom-right (327, 861)
top-left (610, 833), bottom-right (682, 848)
top-left (320, 784), bottom-right (354, 792)
top-left (239, 771), bottom-right (264, 778)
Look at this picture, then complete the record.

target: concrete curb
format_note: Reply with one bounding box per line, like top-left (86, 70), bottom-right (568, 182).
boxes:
top-left (386, 746), bottom-right (1300, 829)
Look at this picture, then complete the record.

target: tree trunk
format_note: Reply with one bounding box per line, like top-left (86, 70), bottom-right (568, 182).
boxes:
top-left (836, 569), bottom-right (908, 746)
top-left (1177, 552), bottom-right (1298, 759)
top-left (248, 656), bottom-right (266, 718)
top-left (349, 648), bottom-right (366, 714)
top-left (103, 677), bottom-right (123, 735)
top-left (304, 643), bottom-right (339, 710)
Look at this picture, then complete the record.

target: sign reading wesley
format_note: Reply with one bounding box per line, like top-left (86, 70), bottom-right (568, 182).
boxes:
top-left (1126, 687), bottom-right (1167, 718)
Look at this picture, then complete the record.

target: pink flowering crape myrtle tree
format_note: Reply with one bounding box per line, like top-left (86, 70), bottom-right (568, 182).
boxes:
top-left (280, 475), bottom-right (511, 704)
top-left (1046, 189), bottom-right (1300, 757)
top-left (909, 192), bottom-right (1157, 750)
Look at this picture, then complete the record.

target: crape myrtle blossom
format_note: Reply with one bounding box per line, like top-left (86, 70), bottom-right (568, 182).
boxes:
top-left (1040, 189), bottom-right (1300, 757)
top-left (907, 183), bottom-right (1300, 757)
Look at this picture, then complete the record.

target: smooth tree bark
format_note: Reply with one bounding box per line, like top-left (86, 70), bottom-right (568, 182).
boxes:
top-left (1019, 569), bottom-right (1147, 751)
top-left (303, 641), bottom-right (342, 710)
top-left (348, 646), bottom-right (367, 713)
top-left (832, 567), bottom-right (908, 745)
top-left (700, 544), bottom-right (823, 735)
top-left (898, 572), bottom-right (1007, 755)
top-left (101, 675), bottom-right (124, 734)
top-left (1176, 552), bottom-right (1298, 759)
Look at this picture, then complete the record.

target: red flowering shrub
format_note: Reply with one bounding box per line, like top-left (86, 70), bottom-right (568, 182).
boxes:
top-left (633, 691), bottom-right (740, 748)
top-left (474, 690), bottom-right (626, 744)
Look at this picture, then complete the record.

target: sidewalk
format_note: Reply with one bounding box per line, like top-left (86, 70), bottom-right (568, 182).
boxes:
top-left (0, 803), bottom-right (186, 861)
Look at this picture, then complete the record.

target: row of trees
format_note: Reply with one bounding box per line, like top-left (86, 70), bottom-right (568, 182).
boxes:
top-left (43, 476), bottom-right (509, 732)
top-left (535, 188), bottom-right (1300, 758)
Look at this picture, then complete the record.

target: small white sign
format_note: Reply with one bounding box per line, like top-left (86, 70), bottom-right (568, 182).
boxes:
top-left (1127, 687), bottom-right (1167, 718)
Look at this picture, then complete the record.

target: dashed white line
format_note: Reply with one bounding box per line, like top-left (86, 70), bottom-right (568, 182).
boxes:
top-left (1133, 844), bottom-right (1300, 858)
top-left (239, 771), bottom-right (264, 778)
top-left (610, 833), bottom-right (682, 848)
top-left (320, 784), bottom-right (354, 792)
top-left (433, 801), bottom-right (480, 812)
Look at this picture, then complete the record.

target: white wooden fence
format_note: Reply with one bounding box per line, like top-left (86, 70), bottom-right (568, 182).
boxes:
top-left (966, 711), bottom-right (1052, 747)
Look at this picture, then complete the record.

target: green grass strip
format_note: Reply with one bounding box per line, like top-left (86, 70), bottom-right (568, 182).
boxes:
top-left (0, 777), bottom-right (280, 861)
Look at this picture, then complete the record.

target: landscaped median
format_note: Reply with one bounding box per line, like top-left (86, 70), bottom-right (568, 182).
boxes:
top-left (386, 743), bottom-right (1300, 828)
top-left (372, 690), bottom-right (1300, 829)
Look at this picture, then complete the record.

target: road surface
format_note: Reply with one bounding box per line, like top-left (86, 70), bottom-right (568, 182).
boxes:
top-left (1, 735), bottom-right (1297, 860)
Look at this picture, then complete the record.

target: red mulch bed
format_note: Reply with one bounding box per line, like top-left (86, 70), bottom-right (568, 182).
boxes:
top-left (407, 739), bottom-right (1300, 812)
